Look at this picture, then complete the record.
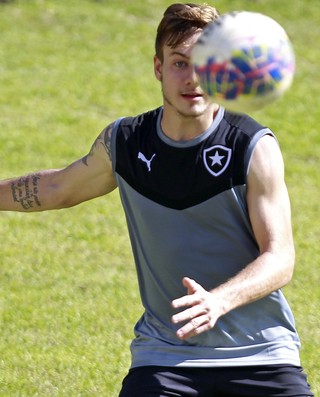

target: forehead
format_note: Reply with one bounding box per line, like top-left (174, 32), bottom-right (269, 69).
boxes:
top-left (163, 31), bottom-right (202, 58)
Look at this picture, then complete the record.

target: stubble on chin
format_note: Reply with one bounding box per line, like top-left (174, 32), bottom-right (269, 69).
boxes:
top-left (162, 90), bottom-right (212, 119)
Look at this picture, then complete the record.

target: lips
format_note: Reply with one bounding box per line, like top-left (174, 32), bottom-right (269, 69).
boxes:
top-left (181, 92), bottom-right (203, 100)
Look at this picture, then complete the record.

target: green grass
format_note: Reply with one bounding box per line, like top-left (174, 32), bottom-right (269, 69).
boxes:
top-left (0, 0), bottom-right (319, 395)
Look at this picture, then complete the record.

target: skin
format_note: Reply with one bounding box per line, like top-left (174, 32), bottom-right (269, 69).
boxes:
top-left (154, 31), bottom-right (219, 140)
top-left (0, 31), bottom-right (295, 341)
top-left (171, 134), bottom-right (295, 340)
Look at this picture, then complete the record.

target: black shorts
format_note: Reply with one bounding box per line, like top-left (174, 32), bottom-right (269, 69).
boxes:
top-left (118, 365), bottom-right (314, 397)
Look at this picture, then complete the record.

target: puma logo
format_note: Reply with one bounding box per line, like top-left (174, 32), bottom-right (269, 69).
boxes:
top-left (138, 152), bottom-right (156, 172)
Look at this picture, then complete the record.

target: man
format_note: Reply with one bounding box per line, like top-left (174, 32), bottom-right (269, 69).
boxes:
top-left (0, 3), bottom-right (313, 396)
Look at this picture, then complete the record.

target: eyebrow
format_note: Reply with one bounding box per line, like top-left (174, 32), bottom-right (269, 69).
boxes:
top-left (169, 50), bottom-right (190, 59)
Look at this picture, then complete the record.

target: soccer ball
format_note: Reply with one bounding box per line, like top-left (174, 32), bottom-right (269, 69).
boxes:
top-left (191, 11), bottom-right (295, 113)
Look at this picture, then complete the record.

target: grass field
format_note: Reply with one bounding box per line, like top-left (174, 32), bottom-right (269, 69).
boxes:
top-left (0, 0), bottom-right (319, 396)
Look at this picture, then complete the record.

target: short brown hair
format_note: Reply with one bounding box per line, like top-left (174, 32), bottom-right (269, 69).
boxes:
top-left (155, 3), bottom-right (219, 61)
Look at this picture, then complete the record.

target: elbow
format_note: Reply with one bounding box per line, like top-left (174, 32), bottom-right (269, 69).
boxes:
top-left (282, 244), bottom-right (296, 286)
top-left (52, 193), bottom-right (80, 210)
top-left (42, 182), bottom-right (78, 210)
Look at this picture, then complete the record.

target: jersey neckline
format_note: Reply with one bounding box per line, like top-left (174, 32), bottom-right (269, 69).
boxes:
top-left (156, 106), bottom-right (225, 148)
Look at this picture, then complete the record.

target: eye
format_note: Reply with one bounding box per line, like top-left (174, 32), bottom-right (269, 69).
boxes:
top-left (175, 60), bottom-right (188, 69)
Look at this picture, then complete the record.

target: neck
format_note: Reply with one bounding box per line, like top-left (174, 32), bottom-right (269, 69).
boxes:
top-left (160, 103), bottom-right (219, 141)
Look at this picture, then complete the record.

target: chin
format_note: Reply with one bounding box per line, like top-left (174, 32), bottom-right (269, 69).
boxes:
top-left (185, 104), bottom-right (213, 118)
top-left (164, 95), bottom-right (212, 118)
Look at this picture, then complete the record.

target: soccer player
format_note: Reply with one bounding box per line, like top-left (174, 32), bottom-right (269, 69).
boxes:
top-left (0, 3), bottom-right (314, 396)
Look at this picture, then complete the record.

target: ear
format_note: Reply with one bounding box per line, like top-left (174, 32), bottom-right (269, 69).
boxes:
top-left (154, 55), bottom-right (162, 82)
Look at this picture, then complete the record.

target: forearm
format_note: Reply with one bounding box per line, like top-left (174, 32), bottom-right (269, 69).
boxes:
top-left (171, 248), bottom-right (295, 340)
top-left (0, 169), bottom-right (63, 212)
top-left (212, 248), bottom-right (295, 317)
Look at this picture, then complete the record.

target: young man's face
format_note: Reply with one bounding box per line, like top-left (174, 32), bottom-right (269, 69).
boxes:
top-left (154, 31), bottom-right (213, 119)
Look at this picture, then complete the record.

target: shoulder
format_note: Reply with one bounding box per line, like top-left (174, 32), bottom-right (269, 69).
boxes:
top-left (218, 110), bottom-right (277, 179)
top-left (107, 107), bottom-right (161, 169)
top-left (248, 134), bottom-right (285, 194)
top-left (116, 107), bottom-right (162, 137)
top-left (251, 134), bottom-right (283, 172)
top-left (223, 110), bottom-right (265, 134)
top-left (102, 107), bottom-right (161, 142)
top-left (220, 110), bottom-right (274, 157)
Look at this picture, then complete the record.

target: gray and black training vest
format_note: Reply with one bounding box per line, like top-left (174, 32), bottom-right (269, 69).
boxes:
top-left (110, 106), bottom-right (301, 368)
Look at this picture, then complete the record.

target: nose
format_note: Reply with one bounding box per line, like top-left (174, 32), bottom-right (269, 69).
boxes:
top-left (185, 64), bottom-right (199, 86)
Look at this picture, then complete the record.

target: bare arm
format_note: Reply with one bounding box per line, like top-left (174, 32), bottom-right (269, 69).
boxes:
top-left (172, 135), bottom-right (295, 339)
top-left (0, 123), bottom-right (117, 212)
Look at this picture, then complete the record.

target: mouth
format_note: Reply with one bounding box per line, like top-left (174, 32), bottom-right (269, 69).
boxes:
top-left (181, 92), bottom-right (203, 101)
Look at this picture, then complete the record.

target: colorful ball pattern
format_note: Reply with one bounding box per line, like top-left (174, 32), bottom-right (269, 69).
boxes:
top-left (192, 11), bottom-right (295, 113)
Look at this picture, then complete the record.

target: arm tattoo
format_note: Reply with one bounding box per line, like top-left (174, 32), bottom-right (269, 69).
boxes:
top-left (11, 173), bottom-right (42, 210)
top-left (81, 123), bottom-right (113, 167)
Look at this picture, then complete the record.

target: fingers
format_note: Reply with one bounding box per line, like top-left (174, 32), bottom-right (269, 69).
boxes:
top-left (172, 305), bottom-right (207, 325)
top-left (171, 277), bottom-right (215, 340)
top-left (172, 277), bottom-right (201, 310)
top-left (175, 313), bottom-right (213, 339)
top-left (182, 276), bottom-right (197, 292)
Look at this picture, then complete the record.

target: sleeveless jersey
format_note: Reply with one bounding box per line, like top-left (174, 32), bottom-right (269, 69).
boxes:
top-left (110, 106), bottom-right (301, 368)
